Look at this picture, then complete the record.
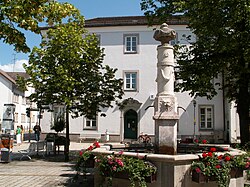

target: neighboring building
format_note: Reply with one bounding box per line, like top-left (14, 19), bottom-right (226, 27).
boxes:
top-left (0, 70), bottom-right (38, 133)
top-left (40, 16), bottom-right (240, 143)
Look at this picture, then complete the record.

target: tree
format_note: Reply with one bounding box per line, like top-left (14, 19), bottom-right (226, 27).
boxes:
top-left (0, 0), bottom-right (80, 52)
top-left (141, 0), bottom-right (250, 144)
top-left (18, 17), bottom-right (124, 161)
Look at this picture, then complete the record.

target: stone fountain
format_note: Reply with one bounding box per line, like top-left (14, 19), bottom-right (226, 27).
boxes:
top-left (153, 23), bottom-right (179, 155)
top-left (93, 23), bottom-right (245, 187)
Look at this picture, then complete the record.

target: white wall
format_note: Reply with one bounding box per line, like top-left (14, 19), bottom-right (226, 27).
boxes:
top-left (39, 23), bottom-right (238, 143)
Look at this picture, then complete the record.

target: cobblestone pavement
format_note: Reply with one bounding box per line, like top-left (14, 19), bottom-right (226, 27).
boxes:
top-left (0, 141), bottom-right (94, 187)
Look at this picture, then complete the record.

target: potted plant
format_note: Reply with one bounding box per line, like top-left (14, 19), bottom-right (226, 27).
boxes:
top-left (75, 141), bottom-right (101, 172)
top-left (191, 147), bottom-right (231, 187)
top-left (192, 148), bottom-right (250, 187)
top-left (96, 152), bottom-right (157, 187)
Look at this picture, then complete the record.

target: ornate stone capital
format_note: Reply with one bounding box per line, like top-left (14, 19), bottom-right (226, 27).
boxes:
top-left (153, 23), bottom-right (176, 45)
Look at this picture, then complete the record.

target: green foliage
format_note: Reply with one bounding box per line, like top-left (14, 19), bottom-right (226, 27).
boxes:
top-left (141, 0), bottom-right (250, 144)
top-left (0, 0), bottom-right (81, 52)
top-left (18, 14), bottom-right (123, 119)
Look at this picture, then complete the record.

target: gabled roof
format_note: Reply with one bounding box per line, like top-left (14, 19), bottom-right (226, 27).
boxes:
top-left (84, 16), bottom-right (188, 27)
top-left (0, 70), bottom-right (29, 84)
top-left (40, 16), bottom-right (188, 30)
top-left (5, 72), bottom-right (29, 81)
top-left (0, 69), bottom-right (16, 84)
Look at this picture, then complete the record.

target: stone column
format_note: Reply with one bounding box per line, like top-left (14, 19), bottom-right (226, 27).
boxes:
top-left (153, 23), bottom-right (179, 155)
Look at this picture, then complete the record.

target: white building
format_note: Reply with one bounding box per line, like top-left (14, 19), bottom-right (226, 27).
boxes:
top-left (40, 16), bottom-right (240, 143)
top-left (0, 70), bottom-right (38, 133)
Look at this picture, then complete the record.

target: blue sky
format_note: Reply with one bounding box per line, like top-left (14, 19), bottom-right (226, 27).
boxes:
top-left (0, 0), bottom-right (143, 71)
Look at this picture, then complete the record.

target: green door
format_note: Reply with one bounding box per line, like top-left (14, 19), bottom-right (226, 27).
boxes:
top-left (124, 109), bottom-right (138, 139)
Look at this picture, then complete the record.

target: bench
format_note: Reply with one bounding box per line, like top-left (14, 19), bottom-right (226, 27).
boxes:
top-left (18, 141), bottom-right (45, 160)
top-left (79, 133), bottom-right (101, 143)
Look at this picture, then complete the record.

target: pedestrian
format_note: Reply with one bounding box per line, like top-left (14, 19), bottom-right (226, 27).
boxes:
top-left (20, 125), bottom-right (24, 142)
top-left (33, 123), bottom-right (41, 141)
top-left (16, 125), bottom-right (22, 145)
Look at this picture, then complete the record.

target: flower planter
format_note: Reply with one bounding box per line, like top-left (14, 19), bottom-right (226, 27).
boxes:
top-left (230, 167), bottom-right (243, 178)
top-left (114, 171), bottom-right (157, 183)
top-left (84, 157), bottom-right (95, 168)
top-left (192, 170), bottom-right (207, 183)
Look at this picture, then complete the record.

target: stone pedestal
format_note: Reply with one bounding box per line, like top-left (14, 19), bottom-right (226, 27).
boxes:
top-left (154, 95), bottom-right (179, 155)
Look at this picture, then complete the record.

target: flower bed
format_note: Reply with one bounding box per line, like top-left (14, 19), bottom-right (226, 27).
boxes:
top-left (96, 152), bottom-right (157, 187)
top-left (191, 147), bottom-right (250, 187)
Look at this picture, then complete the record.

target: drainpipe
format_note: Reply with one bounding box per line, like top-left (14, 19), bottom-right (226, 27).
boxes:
top-left (222, 71), bottom-right (227, 142)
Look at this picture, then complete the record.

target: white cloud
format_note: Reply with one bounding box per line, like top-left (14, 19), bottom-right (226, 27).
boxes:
top-left (0, 59), bottom-right (28, 72)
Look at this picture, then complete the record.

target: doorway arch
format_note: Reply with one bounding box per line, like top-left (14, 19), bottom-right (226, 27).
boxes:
top-left (124, 109), bottom-right (138, 139)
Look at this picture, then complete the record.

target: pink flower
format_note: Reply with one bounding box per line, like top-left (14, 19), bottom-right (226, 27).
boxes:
top-left (95, 159), bottom-right (100, 163)
top-left (112, 166), bottom-right (117, 171)
top-left (118, 151), bottom-right (124, 155)
top-left (245, 162), bottom-right (250, 168)
top-left (195, 168), bottom-right (201, 173)
top-left (79, 151), bottom-right (83, 156)
top-left (108, 161), bottom-right (113, 165)
top-left (136, 153), bottom-right (144, 159)
top-left (116, 159), bottom-right (124, 167)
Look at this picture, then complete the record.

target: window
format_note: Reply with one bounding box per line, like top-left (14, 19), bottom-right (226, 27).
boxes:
top-left (84, 117), bottom-right (97, 130)
top-left (13, 93), bottom-right (19, 103)
top-left (32, 115), bottom-right (36, 123)
top-left (21, 114), bottom-right (26, 123)
top-left (199, 105), bottom-right (214, 130)
top-left (124, 72), bottom-right (138, 91)
top-left (124, 34), bottom-right (139, 53)
top-left (53, 106), bottom-right (65, 121)
top-left (22, 96), bottom-right (26, 105)
top-left (14, 113), bottom-right (18, 123)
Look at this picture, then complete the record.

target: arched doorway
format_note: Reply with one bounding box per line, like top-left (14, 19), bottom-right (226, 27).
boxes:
top-left (124, 109), bottom-right (138, 139)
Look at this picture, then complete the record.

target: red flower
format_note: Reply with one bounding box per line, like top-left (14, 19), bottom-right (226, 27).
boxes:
top-left (202, 139), bottom-right (207, 144)
top-left (210, 147), bottom-right (216, 152)
top-left (202, 152), bottom-right (207, 158)
top-left (79, 151), bottom-right (83, 156)
top-left (93, 141), bottom-right (100, 148)
top-left (218, 155), bottom-right (223, 160)
top-left (224, 156), bottom-right (231, 161)
top-left (207, 152), bottom-right (213, 157)
top-left (195, 168), bottom-right (201, 173)
top-left (194, 139), bottom-right (199, 143)
top-left (215, 165), bottom-right (221, 169)
top-left (87, 145), bottom-right (94, 150)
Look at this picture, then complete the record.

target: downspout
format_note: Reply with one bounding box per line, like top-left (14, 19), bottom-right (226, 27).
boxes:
top-left (222, 71), bottom-right (227, 142)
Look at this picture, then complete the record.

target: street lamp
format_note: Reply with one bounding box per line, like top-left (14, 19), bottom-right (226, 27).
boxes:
top-left (192, 100), bottom-right (197, 140)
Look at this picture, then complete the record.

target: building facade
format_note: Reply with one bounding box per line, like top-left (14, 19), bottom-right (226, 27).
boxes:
top-left (40, 16), bottom-right (240, 143)
top-left (0, 70), bottom-right (38, 134)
